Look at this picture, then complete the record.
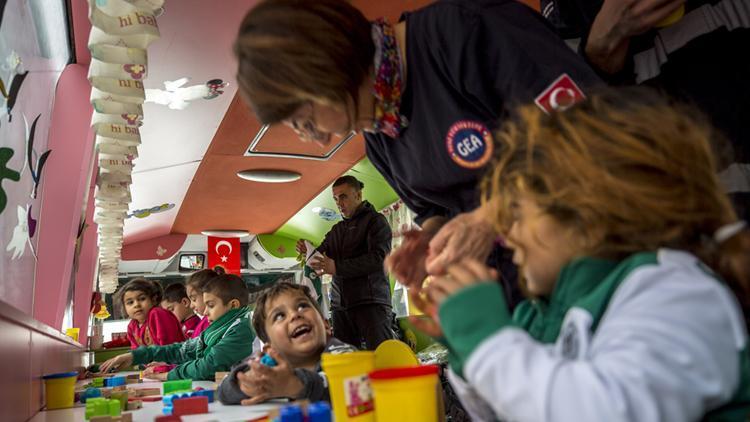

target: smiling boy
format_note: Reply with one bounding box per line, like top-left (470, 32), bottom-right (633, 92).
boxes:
top-left (217, 283), bottom-right (355, 405)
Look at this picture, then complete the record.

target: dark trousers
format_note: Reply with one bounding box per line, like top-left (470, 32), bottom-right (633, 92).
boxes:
top-left (332, 304), bottom-right (395, 350)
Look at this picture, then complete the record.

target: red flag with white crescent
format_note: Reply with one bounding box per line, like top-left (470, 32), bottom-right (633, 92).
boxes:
top-left (207, 236), bottom-right (241, 275)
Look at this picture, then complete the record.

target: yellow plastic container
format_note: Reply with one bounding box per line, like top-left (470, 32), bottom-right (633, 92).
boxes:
top-left (369, 365), bottom-right (440, 422)
top-left (43, 371), bottom-right (78, 410)
top-left (321, 351), bottom-right (375, 421)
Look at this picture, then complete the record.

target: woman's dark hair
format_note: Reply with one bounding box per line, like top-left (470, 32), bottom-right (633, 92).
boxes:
top-left (116, 277), bottom-right (163, 313)
top-left (234, 0), bottom-right (374, 124)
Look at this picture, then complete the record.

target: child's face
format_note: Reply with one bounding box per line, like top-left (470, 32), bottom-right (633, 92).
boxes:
top-left (186, 285), bottom-right (206, 316)
top-left (161, 298), bottom-right (193, 322)
top-left (263, 290), bottom-right (327, 366)
top-left (505, 195), bottom-right (579, 297)
top-left (203, 291), bottom-right (240, 322)
top-left (123, 290), bottom-right (155, 324)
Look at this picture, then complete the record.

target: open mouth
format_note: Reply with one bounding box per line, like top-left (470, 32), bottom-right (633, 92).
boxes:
top-left (290, 324), bottom-right (312, 340)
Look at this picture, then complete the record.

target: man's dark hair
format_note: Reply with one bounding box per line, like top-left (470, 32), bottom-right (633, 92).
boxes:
top-left (163, 283), bottom-right (189, 303)
top-left (251, 282), bottom-right (323, 342)
top-left (333, 175), bottom-right (364, 191)
top-left (204, 274), bottom-right (249, 307)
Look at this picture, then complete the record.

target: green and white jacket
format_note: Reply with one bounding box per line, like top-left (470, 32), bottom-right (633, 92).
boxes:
top-left (441, 249), bottom-right (750, 421)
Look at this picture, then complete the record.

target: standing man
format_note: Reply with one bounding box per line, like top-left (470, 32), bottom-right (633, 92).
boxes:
top-left (296, 175), bottom-right (394, 350)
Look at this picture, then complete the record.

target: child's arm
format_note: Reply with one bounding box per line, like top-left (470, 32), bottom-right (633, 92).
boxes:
top-left (131, 337), bottom-right (200, 366)
top-left (216, 360), bottom-right (252, 405)
top-left (167, 322), bottom-right (254, 380)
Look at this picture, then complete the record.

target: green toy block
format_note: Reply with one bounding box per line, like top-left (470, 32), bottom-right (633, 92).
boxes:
top-left (162, 379), bottom-right (192, 395)
top-left (110, 390), bottom-right (128, 411)
top-left (85, 397), bottom-right (121, 420)
top-left (92, 377), bottom-right (104, 387)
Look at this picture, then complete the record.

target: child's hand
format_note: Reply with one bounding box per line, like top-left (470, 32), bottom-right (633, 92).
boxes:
top-left (99, 353), bottom-right (133, 373)
top-left (426, 258), bottom-right (497, 307)
top-left (237, 349), bottom-right (303, 405)
top-left (407, 288), bottom-right (443, 338)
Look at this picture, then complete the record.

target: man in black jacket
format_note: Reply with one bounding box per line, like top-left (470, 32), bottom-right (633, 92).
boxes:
top-left (296, 175), bottom-right (394, 350)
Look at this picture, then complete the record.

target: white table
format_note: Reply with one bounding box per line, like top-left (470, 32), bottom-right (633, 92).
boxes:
top-left (30, 374), bottom-right (282, 422)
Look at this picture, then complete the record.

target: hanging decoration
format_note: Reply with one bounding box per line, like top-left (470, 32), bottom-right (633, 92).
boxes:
top-left (87, 0), bottom-right (163, 294)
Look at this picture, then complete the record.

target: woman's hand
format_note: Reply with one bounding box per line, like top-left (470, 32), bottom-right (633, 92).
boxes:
top-left (586, 0), bottom-right (685, 73)
top-left (99, 353), bottom-right (133, 373)
top-left (385, 229), bottom-right (433, 288)
top-left (425, 210), bottom-right (497, 276)
top-left (295, 239), bottom-right (308, 256)
top-left (426, 258), bottom-right (497, 307)
top-left (238, 349), bottom-right (303, 406)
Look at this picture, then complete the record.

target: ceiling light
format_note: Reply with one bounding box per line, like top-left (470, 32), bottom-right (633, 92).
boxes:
top-left (237, 169), bottom-right (301, 183)
top-left (201, 230), bottom-right (250, 237)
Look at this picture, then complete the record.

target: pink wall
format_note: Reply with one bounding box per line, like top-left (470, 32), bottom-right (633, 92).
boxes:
top-left (73, 165), bottom-right (100, 347)
top-left (0, 300), bottom-right (85, 422)
top-left (33, 64), bottom-right (95, 330)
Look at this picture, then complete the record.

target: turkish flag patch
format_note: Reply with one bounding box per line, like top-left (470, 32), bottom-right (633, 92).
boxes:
top-left (534, 73), bottom-right (586, 114)
top-left (207, 236), bottom-right (241, 275)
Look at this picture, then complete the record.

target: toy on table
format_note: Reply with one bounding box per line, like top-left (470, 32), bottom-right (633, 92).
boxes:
top-left (280, 404), bottom-right (303, 422)
top-left (104, 376), bottom-right (126, 387)
top-left (80, 387), bottom-right (103, 403)
top-left (125, 374), bottom-right (140, 384)
top-left (84, 397), bottom-right (120, 420)
top-left (162, 389), bottom-right (215, 415)
top-left (162, 379), bottom-right (192, 395)
top-left (126, 400), bottom-right (142, 411)
top-left (154, 416), bottom-right (182, 422)
top-left (89, 414), bottom-right (132, 422)
top-left (171, 396), bottom-right (209, 416)
top-left (110, 391), bottom-right (129, 411)
top-left (308, 402), bottom-right (332, 422)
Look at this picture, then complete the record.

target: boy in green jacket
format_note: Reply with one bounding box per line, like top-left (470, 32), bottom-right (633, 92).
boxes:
top-left (100, 274), bottom-right (255, 381)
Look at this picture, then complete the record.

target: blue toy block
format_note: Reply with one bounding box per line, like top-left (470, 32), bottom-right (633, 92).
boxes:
top-left (162, 389), bottom-right (215, 415)
top-left (79, 387), bottom-right (102, 403)
top-left (104, 375), bottom-right (125, 387)
top-left (260, 354), bottom-right (277, 367)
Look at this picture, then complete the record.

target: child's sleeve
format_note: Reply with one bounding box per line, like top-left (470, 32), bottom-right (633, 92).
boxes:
top-left (167, 323), bottom-right (254, 381)
top-left (216, 361), bottom-right (251, 404)
top-left (131, 337), bottom-right (199, 365)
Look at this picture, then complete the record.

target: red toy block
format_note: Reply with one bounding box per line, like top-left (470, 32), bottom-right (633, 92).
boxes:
top-left (172, 396), bottom-right (209, 416)
top-left (154, 416), bottom-right (182, 422)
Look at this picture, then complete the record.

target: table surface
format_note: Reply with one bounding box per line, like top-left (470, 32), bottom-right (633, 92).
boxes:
top-left (30, 373), bottom-right (282, 422)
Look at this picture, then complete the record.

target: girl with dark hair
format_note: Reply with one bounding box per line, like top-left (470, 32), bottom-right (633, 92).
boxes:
top-left (117, 278), bottom-right (185, 349)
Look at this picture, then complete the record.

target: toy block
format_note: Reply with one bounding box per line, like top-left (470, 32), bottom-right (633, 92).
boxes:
top-left (92, 377), bottom-right (104, 387)
top-left (90, 414), bottom-right (132, 422)
top-left (104, 376), bottom-right (126, 387)
top-left (126, 400), bottom-right (142, 410)
top-left (85, 397), bottom-right (121, 420)
top-left (155, 416), bottom-right (182, 422)
top-left (163, 379), bottom-right (192, 395)
top-left (125, 374), bottom-right (140, 384)
top-left (260, 354), bottom-right (278, 367)
top-left (214, 372), bottom-right (229, 384)
top-left (132, 387), bottom-right (161, 397)
top-left (80, 387), bottom-right (102, 403)
top-left (172, 396), bottom-right (209, 416)
top-left (110, 391), bottom-right (128, 411)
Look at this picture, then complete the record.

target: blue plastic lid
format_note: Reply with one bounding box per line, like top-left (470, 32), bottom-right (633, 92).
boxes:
top-left (42, 371), bottom-right (78, 380)
top-left (280, 404), bottom-right (304, 422)
top-left (308, 402), bottom-right (332, 422)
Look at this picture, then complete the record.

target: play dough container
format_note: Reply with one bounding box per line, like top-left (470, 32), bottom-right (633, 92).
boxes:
top-left (369, 365), bottom-right (440, 422)
top-left (321, 351), bottom-right (375, 421)
top-left (43, 371), bottom-right (78, 410)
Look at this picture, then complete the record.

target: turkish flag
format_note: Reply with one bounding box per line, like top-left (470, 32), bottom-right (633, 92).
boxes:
top-left (207, 236), bottom-right (241, 275)
top-left (534, 73), bottom-right (586, 114)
